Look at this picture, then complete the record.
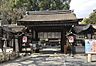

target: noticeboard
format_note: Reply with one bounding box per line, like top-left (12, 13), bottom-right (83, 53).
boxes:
top-left (85, 39), bottom-right (96, 53)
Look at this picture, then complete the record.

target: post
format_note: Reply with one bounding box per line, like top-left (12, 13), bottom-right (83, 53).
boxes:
top-left (61, 29), bottom-right (66, 53)
top-left (87, 54), bottom-right (92, 62)
top-left (13, 35), bottom-right (16, 51)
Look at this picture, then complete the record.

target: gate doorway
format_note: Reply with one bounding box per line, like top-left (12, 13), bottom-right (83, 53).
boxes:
top-left (38, 32), bottom-right (61, 54)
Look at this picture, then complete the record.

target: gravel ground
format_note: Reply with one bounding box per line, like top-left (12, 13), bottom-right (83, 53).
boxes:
top-left (0, 53), bottom-right (96, 66)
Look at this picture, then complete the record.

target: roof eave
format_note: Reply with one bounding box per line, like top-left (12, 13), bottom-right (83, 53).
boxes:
top-left (18, 19), bottom-right (79, 22)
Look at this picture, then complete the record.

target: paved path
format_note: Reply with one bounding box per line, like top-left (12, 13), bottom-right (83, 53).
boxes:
top-left (0, 53), bottom-right (96, 66)
top-left (39, 46), bottom-right (61, 54)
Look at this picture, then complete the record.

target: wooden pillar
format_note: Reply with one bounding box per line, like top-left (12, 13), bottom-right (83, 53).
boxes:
top-left (18, 35), bottom-right (22, 52)
top-left (32, 27), bottom-right (36, 40)
top-left (61, 28), bottom-right (66, 53)
top-left (32, 27), bottom-right (38, 40)
top-left (31, 27), bottom-right (33, 39)
top-left (33, 30), bottom-right (35, 39)
top-left (35, 30), bottom-right (38, 40)
top-left (13, 35), bottom-right (15, 51)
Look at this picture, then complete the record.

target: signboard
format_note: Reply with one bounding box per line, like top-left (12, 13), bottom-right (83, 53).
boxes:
top-left (68, 36), bottom-right (74, 43)
top-left (22, 36), bottom-right (27, 43)
top-left (85, 39), bottom-right (96, 53)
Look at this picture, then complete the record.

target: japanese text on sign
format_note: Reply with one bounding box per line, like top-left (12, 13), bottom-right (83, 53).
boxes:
top-left (85, 39), bottom-right (96, 53)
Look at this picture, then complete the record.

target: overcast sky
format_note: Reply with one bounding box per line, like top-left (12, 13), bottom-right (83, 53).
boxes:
top-left (70, 0), bottom-right (96, 18)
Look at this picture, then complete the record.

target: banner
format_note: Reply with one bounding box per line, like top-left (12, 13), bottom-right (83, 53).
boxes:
top-left (85, 39), bottom-right (96, 53)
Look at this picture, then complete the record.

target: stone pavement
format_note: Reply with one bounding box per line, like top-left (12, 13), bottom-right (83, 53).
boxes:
top-left (0, 53), bottom-right (96, 66)
top-left (65, 54), bottom-right (96, 66)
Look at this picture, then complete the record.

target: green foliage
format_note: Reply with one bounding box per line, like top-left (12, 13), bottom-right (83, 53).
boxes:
top-left (82, 12), bottom-right (96, 24)
top-left (63, 3), bottom-right (70, 10)
top-left (38, 0), bottom-right (70, 10)
top-left (0, 0), bottom-right (70, 24)
top-left (0, 0), bottom-right (24, 24)
top-left (0, 0), bottom-right (70, 11)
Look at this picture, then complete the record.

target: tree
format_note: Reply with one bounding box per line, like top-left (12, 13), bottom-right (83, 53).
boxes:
top-left (38, 0), bottom-right (70, 10)
top-left (0, 0), bottom-right (70, 24)
top-left (0, 0), bottom-right (24, 24)
top-left (38, 0), bottom-right (50, 10)
top-left (81, 11), bottom-right (96, 24)
top-left (63, 2), bottom-right (70, 10)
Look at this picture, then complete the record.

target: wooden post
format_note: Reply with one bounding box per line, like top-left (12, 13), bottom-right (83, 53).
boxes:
top-left (61, 28), bottom-right (66, 53)
top-left (13, 35), bottom-right (15, 51)
top-left (87, 54), bottom-right (92, 62)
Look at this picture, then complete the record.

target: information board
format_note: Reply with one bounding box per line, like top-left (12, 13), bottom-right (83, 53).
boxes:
top-left (85, 39), bottom-right (96, 53)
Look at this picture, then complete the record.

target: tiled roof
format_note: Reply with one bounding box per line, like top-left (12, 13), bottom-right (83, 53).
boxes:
top-left (3, 24), bottom-right (25, 32)
top-left (8, 25), bottom-right (25, 32)
top-left (18, 10), bottom-right (77, 22)
top-left (73, 24), bottom-right (96, 33)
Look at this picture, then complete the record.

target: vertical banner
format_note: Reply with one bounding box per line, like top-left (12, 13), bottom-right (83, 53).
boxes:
top-left (85, 39), bottom-right (96, 53)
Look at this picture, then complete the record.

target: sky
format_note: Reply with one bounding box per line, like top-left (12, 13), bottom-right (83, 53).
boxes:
top-left (70, 0), bottom-right (96, 18)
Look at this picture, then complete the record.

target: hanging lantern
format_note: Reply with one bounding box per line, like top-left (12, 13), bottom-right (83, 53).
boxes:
top-left (22, 36), bottom-right (27, 43)
top-left (67, 33), bottom-right (76, 43)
